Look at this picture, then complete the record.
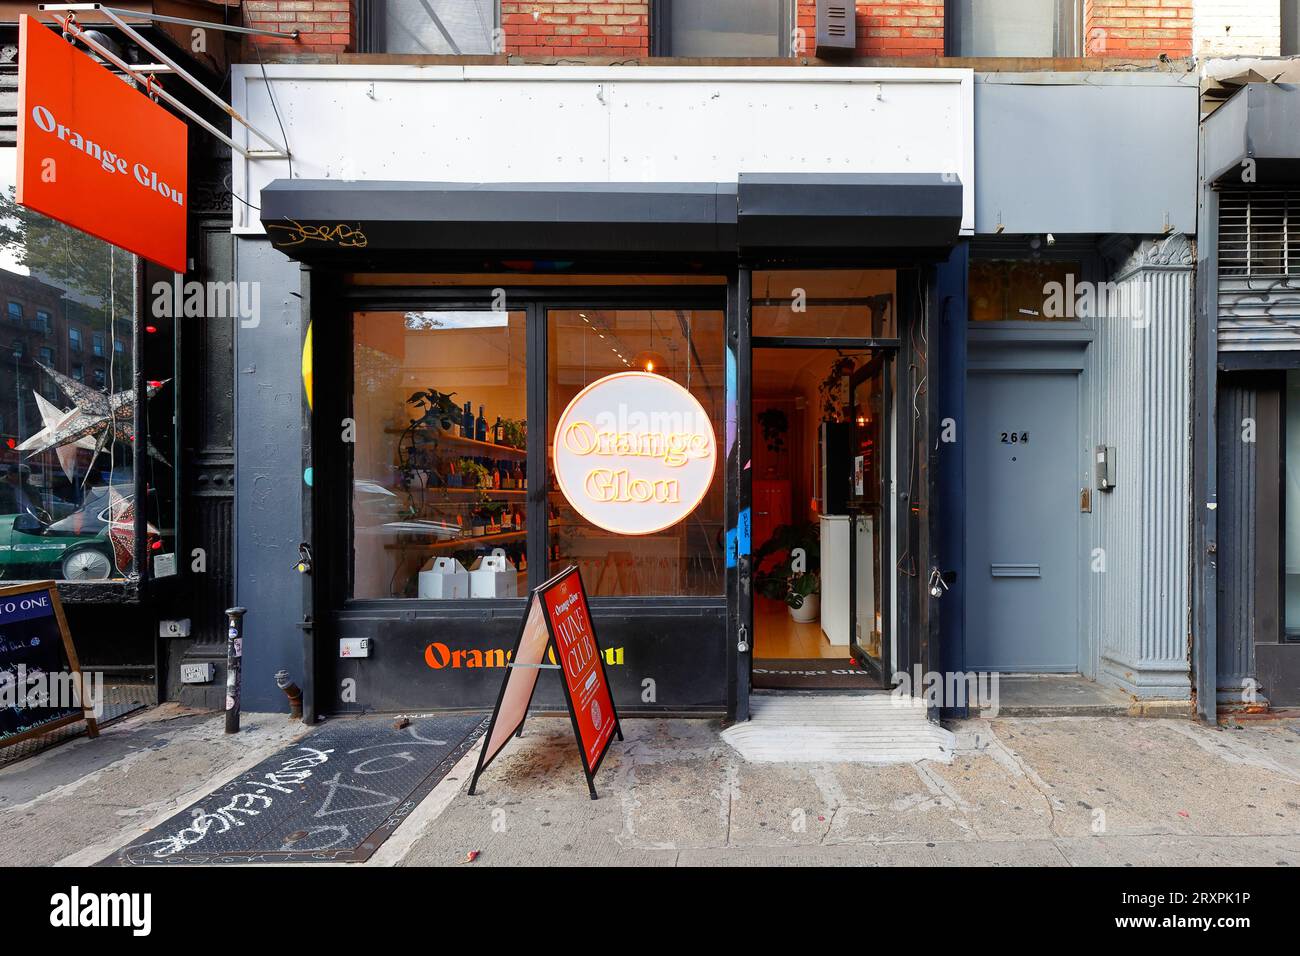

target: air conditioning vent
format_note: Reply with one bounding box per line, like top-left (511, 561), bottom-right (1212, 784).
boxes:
top-left (815, 0), bottom-right (856, 56)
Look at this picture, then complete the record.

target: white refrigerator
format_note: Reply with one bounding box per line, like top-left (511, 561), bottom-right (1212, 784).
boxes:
top-left (819, 514), bottom-right (875, 648)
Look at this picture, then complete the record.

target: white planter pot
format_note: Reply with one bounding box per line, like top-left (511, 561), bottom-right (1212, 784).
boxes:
top-left (789, 593), bottom-right (820, 624)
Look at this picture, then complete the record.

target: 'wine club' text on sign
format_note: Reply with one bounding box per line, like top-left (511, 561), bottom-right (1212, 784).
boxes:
top-left (552, 371), bottom-right (717, 536)
top-left (15, 16), bottom-right (188, 273)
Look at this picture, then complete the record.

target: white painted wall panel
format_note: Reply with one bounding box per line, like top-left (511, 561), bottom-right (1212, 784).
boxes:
top-left (230, 65), bottom-right (974, 234)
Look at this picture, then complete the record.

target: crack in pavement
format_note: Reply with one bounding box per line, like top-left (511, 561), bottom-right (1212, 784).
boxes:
top-left (973, 719), bottom-right (1066, 837)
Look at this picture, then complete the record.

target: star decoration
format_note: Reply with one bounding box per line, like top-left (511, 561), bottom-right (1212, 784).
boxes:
top-left (106, 493), bottom-right (135, 570)
top-left (27, 391), bottom-right (99, 480)
top-left (16, 363), bottom-right (165, 464)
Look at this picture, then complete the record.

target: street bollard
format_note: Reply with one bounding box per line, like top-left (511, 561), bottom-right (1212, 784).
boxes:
top-left (225, 607), bottom-right (246, 734)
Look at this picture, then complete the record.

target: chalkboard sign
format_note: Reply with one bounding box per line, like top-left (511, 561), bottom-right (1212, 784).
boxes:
top-left (0, 581), bottom-right (98, 748)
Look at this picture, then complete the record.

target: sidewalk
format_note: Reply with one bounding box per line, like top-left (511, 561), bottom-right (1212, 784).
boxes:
top-left (402, 714), bottom-right (1300, 867)
top-left (1, 705), bottom-right (1296, 867)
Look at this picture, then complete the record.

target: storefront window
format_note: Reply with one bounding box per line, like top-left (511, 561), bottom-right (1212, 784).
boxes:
top-left (547, 308), bottom-right (725, 596)
top-left (968, 258), bottom-right (1083, 322)
top-left (0, 147), bottom-right (160, 584)
top-left (753, 270), bottom-right (896, 338)
top-left (352, 309), bottom-right (528, 599)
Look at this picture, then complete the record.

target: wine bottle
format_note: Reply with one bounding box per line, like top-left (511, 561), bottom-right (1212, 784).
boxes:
top-left (493, 416), bottom-right (503, 444)
top-left (476, 404), bottom-right (487, 442)
top-left (462, 401), bottom-right (473, 438)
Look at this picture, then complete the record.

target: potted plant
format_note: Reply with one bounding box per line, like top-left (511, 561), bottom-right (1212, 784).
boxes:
top-left (818, 356), bottom-right (856, 422)
top-left (753, 522), bottom-right (821, 623)
top-left (501, 418), bottom-right (527, 451)
top-left (458, 458), bottom-right (491, 491)
top-left (406, 387), bottom-right (460, 433)
top-left (757, 407), bottom-right (788, 454)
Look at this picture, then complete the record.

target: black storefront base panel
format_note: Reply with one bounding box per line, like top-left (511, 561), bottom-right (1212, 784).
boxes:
top-left (332, 600), bottom-right (727, 715)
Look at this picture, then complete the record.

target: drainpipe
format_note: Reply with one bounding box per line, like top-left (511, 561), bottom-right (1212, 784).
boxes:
top-left (275, 669), bottom-right (303, 720)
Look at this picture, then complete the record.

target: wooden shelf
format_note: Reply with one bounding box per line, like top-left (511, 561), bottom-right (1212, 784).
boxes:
top-left (384, 529), bottom-right (527, 553)
top-left (383, 427), bottom-right (526, 459)
top-left (427, 486), bottom-right (528, 498)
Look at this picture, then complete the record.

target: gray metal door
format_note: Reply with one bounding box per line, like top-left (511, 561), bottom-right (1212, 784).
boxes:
top-left (966, 371), bottom-right (1079, 671)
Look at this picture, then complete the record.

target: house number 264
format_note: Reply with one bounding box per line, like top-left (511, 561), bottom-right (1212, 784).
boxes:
top-left (1000, 432), bottom-right (1029, 444)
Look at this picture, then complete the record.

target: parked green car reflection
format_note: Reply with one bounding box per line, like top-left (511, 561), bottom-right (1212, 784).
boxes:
top-left (0, 485), bottom-right (136, 580)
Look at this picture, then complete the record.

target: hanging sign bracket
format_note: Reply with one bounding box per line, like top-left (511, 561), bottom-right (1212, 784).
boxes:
top-left (38, 4), bottom-right (292, 161)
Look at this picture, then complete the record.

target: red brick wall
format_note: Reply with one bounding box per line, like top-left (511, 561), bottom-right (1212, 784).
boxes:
top-left (238, 0), bottom-right (1192, 60)
top-left (503, 2), bottom-right (650, 57)
top-left (1084, 0), bottom-right (1193, 57)
top-left (243, 0), bottom-right (355, 54)
top-left (795, 1), bottom-right (944, 57)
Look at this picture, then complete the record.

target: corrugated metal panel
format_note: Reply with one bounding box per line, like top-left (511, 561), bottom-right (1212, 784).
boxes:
top-left (1092, 240), bottom-right (1193, 696)
top-left (1218, 188), bottom-right (1300, 351)
top-left (1215, 381), bottom-right (1256, 690)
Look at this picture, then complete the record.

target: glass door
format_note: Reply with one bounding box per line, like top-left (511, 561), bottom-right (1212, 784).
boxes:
top-left (847, 355), bottom-right (890, 679)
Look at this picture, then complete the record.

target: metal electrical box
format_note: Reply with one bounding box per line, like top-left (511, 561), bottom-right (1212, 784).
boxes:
top-left (180, 662), bottom-right (215, 684)
top-left (815, 0), bottom-right (856, 57)
top-left (1096, 445), bottom-right (1116, 492)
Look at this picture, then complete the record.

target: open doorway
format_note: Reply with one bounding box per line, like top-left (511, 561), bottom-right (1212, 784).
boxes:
top-left (750, 346), bottom-right (891, 690)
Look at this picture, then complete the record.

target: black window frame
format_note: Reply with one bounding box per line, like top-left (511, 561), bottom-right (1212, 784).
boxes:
top-left (329, 281), bottom-right (730, 610)
top-left (944, 0), bottom-right (1083, 58)
top-left (651, 0), bottom-right (792, 57)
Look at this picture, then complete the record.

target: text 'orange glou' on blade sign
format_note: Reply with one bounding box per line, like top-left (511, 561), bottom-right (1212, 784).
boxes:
top-left (16, 16), bottom-right (187, 273)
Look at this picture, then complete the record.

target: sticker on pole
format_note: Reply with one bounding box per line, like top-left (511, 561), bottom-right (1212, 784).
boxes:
top-left (552, 371), bottom-right (716, 536)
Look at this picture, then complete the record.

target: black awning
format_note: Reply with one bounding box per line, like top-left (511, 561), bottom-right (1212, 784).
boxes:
top-left (259, 174), bottom-right (962, 261)
top-left (737, 173), bottom-right (963, 251)
top-left (260, 181), bottom-right (737, 257)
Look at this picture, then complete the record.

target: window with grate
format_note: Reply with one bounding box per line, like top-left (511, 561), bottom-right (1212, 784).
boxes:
top-left (1218, 189), bottom-right (1300, 278)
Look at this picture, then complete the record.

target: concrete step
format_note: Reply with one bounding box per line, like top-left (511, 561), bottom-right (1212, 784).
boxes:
top-left (722, 694), bottom-right (954, 764)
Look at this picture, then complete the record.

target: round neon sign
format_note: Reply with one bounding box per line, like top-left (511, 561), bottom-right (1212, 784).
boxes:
top-left (552, 371), bottom-right (717, 536)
